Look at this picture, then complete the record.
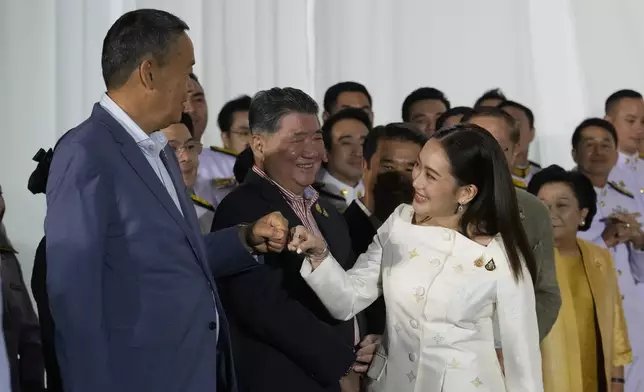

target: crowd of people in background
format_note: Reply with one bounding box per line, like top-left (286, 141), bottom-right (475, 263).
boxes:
top-left (1, 7), bottom-right (644, 392)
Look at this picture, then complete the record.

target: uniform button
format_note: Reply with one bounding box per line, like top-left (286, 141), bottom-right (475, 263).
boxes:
top-left (617, 270), bottom-right (623, 276)
top-left (409, 352), bottom-right (418, 362)
top-left (409, 319), bottom-right (419, 329)
top-left (621, 295), bottom-right (625, 301)
top-left (429, 258), bottom-right (440, 267)
top-left (209, 321), bottom-right (217, 330)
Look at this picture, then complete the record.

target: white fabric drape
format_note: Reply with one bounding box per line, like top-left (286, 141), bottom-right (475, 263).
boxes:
top-left (2, 0), bottom-right (644, 288)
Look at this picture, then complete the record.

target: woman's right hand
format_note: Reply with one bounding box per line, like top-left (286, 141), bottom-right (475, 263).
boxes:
top-left (288, 226), bottom-right (329, 266)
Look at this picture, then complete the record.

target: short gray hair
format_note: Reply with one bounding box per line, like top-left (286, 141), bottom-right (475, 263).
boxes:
top-left (249, 87), bottom-right (319, 133)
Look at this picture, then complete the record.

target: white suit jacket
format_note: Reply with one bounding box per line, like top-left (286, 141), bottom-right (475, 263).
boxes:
top-left (301, 204), bottom-right (543, 392)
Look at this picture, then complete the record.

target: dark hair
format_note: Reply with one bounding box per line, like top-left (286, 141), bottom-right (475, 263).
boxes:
top-left (218, 95), bottom-right (252, 133)
top-left (498, 100), bottom-right (535, 129)
top-left (435, 106), bottom-right (474, 131)
top-left (605, 89), bottom-right (643, 114)
top-left (323, 82), bottom-right (372, 113)
top-left (189, 72), bottom-right (200, 84)
top-left (571, 118), bottom-right (618, 150)
top-left (321, 108), bottom-right (373, 151)
top-left (233, 147), bottom-right (255, 184)
top-left (363, 123), bottom-right (428, 168)
top-left (249, 87), bottom-right (319, 133)
top-left (402, 88), bottom-right (451, 122)
top-left (461, 107), bottom-right (521, 144)
top-left (527, 165), bottom-right (596, 231)
top-left (101, 9), bottom-right (189, 89)
top-left (179, 112), bottom-right (194, 135)
top-left (433, 124), bottom-right (537, 283)
top-left (474, 88), bottom-right (506, 108)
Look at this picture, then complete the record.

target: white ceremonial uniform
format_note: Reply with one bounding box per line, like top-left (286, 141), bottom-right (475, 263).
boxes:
top-left (194, 146), bottom-right (238, 208)
top-left (614, 152), bottom-right (644, 212)
top-left (316, 168), bottom-right (365, 213)
top-left (511, 161), bottom-right (541, 190)
top-left (301, 204), bottom-right (542, 392)
top-left (577, 181), bottom-right (644, 392)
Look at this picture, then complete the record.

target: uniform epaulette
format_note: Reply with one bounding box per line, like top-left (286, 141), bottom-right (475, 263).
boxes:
top-left (190, 193), bottom-right (215, 212)
top-left (512, 167), bottom-right (530, 178)
top-left (608, 181), bottom-right (634, 199)
top-left (211, 177), bottom-right (237, 189)
top-left (512, 177), bottom-right (528, 189)
top-left (639, 153), bottom-right (644, 160)
top-left (210, 146), bottom-right (238, 157)
top-left (0, 245), bottom-right (17, 254)
top-left (529, 160), bottom-right (541, 169)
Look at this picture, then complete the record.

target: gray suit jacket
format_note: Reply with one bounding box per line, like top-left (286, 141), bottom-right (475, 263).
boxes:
top-left (516, 189), bottom-right (561, 340)
top-left (45, 104), bottom-right (257, 392)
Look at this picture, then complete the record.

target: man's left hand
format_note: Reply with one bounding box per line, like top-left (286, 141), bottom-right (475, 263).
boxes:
top-left (352, 334), bottom-right (382, 373)
top-left (246, 212), bottom-right (289, 253)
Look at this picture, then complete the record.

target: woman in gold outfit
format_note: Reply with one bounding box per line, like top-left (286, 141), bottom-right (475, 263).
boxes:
top-left (528, 165), bottom-right (632, 392)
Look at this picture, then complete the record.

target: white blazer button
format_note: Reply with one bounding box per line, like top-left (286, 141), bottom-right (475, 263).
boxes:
top-left (415, 287), bottom-right (426, 296)
top-left (409, 352), bottom-right (418, 362)
top-left (429, 258), bottom-right (440, 267)
top-left (442, 230), bottom-right (452, 240)
top-left (409, 319), bottom-right (419, 329)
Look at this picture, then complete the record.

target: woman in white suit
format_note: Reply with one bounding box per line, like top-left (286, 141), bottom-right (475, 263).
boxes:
top-left (288, 124), bottom-right (543, 391)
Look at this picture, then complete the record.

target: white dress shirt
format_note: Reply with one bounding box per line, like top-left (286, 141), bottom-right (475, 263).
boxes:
top-left (301, 204), bottom-right (542, 392)
top-left (99, 94), bottom-right (183, 215)
top-left (318, 168), bottom-right (365, 206)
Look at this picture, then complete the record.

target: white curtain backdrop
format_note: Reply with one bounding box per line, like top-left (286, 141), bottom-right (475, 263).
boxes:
top-left (1, 0), bottom-right (644, 288)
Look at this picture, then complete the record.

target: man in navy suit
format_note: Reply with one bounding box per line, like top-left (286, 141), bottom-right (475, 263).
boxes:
top-left (45, 9), bottom-right (288, 392)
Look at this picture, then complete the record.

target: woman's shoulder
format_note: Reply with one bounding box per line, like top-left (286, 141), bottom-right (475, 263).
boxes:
top-left (577, 238), bottom-right (612, 261)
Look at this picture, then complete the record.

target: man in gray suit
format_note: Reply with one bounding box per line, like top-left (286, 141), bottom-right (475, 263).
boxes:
top-left (45, 9), bottom-right (288, 392)
top-left (463, 107), bottom-right (561, 340)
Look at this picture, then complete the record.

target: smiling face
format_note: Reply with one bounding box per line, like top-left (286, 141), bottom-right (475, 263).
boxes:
top-left (537, 181), bottom-right (587, 244)
top-left (572, 126), bottom-right (618, 179)
top-left (411, 139), bottom-right (477, 220)
top-left (251, 112), bottom-right (324, 195)
top-left (326, 118), bottom-right (369, 185)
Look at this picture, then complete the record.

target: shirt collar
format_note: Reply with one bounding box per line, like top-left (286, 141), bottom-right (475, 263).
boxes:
top-left (252, 166), bottom-right (319, 203)
top-left (318, 168), bottom-right (364, 200)
top-left (99, 93), bottom-right (167, 157)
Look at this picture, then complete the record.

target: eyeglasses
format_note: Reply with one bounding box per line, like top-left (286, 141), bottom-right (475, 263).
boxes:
top-left (170, 141), bottom-right (203, 156)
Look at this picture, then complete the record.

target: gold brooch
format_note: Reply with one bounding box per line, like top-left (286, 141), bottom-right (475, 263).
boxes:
top-left (473, 256), bottom-right (485, 268)
top-left (315, 203), bottom-right (328, 217)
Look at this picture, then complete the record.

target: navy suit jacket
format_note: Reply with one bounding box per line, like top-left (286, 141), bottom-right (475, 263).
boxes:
top-left (45, 104), bottom-right (256, 392)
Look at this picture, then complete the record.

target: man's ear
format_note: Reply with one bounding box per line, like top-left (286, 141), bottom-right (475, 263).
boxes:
top-left (322, 111), bottom-right (330, 122)
top-left (251, 133), bottom-right (265, 164)
top-left (221, 132), bottom-right (231, 150)
top-left (138, 58), bottom-right (156, 90)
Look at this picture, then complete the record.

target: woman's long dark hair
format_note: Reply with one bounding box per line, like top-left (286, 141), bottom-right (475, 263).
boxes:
top-left (433, 124), bottom-right (537, 283)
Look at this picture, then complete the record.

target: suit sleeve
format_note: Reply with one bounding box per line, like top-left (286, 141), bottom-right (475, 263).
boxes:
top-left (300, 212), bottom-right (393, 321)
top-left (211, 196), bottom-right (356, 386)
top-left (202, 227), bottom-right (259, 278)
top-left (531, 203), bottom-right (561, 340)
top-left (497, 260), bottom-right (543, 391)
top-left (45, 142), bottom-right (112, 392)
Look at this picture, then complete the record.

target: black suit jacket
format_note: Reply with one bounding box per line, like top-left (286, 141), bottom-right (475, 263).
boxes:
top-left (342, 201), bottom-right (386, 335)
top-left (1, 246), bottom-right (45, 392)
top-left (32, 236), bottom-right (63, 392)
top-left (211, 172), bottom-right (356, 392)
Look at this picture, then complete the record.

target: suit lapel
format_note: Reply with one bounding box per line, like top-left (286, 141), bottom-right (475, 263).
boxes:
top-left (250, 172), bottom-right (303, 227)
top-left (94, 104), bottom-right (205, 267)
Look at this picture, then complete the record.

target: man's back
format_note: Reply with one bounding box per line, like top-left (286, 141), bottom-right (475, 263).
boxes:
top-left (45, 105), bottom-right (230, 392)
